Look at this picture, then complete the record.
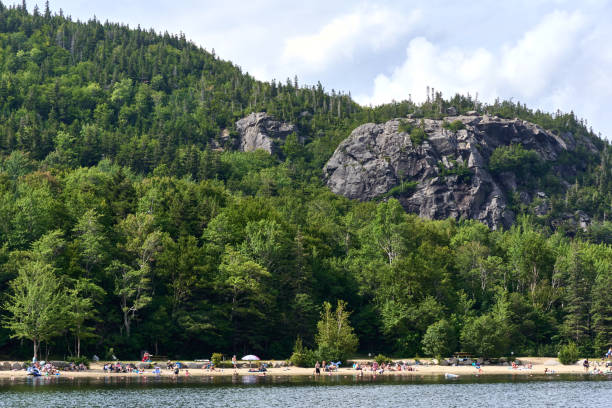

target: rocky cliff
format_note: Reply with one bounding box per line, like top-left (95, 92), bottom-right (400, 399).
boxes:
top-left (324, 115), bottom-right (591, 229)
top-left (236, 112), bottom-right (297, 154)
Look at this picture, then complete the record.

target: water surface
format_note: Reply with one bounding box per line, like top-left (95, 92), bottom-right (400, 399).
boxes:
top-left (1, 374), bottom-right (610, 407)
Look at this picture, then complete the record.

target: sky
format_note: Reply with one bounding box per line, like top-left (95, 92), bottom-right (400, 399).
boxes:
top-left (13, 0), bottom-right (612, 139)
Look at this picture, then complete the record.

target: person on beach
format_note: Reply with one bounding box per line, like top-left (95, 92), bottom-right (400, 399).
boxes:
top-left (142, 352), bottom-right (151, 362)
top-left (232, 355), bottom-right (237, 371)
top-left (583, 359), bottom-right (589, 372)
top-left (314, 361), bottom-right (320, 375)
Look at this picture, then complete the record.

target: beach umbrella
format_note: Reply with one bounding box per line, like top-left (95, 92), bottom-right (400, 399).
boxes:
top-left (241, 354), bottom-right (260, 368)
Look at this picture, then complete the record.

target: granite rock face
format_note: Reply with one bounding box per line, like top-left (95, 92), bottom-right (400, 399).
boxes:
top-left (236, 112), bottom-right (297, 154)
top-left (323, 115), bottom-right (584, 229)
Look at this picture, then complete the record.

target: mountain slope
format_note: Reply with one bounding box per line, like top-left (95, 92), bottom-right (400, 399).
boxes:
top-left (0, 3), bottom-right (611, 361)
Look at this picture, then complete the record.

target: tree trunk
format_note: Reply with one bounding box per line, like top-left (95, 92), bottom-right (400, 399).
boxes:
top-left (124, 311), bottom-right (131, 337)
top-left (33, 339), bottom-right (38, 361)
top-left (121, 293), bottom-right (131, 337)
top-left (77, 333), bottom-right (81, 358)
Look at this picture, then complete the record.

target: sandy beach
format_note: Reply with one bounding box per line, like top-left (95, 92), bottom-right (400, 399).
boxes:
top-left (0, 357), bottom-right (604, 379)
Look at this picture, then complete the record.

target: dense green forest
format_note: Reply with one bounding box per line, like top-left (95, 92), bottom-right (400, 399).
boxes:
top-left (0, 2), bottom-right (611, 361)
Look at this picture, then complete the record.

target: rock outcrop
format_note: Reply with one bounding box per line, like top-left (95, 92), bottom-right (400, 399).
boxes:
top-left (236, 112), bottom-right (297, 154)
top-left (324, 115), bottom-right (583, 229)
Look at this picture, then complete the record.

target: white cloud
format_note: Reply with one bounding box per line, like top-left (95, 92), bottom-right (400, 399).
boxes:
top-left (362, 37), bottom-right (497, 104)
top-left (499, 10), bottom-right (585, 97)
top-left (281, 5), bottom-right (421, 72)
top-left (357, 9), bottom-right (612, 138)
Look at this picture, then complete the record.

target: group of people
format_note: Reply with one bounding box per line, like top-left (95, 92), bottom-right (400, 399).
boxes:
top-left (314, 360), bottom-right (340, 374)
top-left (315, 360), bottom-right (417, 375)
top-left (102, 361), bottom-right (191, 376)
top-left (26, 361), bottom-right (62, 376)
top-left (353, 361), bottom-right (416, 375)
top-left (103, 362), bottom-right (137, 373)
top-left (66, 362), bottom-right (87, 371)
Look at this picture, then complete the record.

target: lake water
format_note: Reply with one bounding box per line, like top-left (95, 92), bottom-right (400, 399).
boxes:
top-left (1, 374), bottom-right (610, 407)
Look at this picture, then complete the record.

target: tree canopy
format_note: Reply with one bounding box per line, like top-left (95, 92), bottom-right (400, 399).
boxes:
top-left (0, 3), bottom-right (610, 361)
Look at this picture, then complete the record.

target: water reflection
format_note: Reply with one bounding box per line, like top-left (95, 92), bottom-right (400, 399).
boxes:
top-left (2, 372), bottom-right (611, 389)
top-left (1, 374), bottom-right (611, 408)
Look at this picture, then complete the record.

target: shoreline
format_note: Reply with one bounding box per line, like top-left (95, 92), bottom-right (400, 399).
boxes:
top-left (0, 357), bottom-right (604, 379)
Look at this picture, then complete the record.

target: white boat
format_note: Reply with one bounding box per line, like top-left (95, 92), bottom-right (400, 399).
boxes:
top-left (444, 373), bottom-right (459, 379)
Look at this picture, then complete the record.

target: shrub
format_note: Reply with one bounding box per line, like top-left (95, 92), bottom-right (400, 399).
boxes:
top-left (442, 120), bottom-right (466, 132)
top-left (211, 353), bottom-right (223, 367)
top-left (67, 356), bottom-right (90, 368)
top-left (558, 343), bottom-right (580, 365)
top-left (410, 127), bottom-right (427, 146)
top-left (379, 181), bottom-right (418, 199)
top-left (488, 144), bottom-right (543, 178)
top-left (374, 354), bottom-right (392, 365)
top-left (290, 337), bottom-right (318, 367)
top-left (437, 161), bottom-right (472, 183)
top-left (398, 120), bottom-right (414, 134)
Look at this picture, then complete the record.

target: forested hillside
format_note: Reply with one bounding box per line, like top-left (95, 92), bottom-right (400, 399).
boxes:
top-left (0, 3), bottom-right (611, 361)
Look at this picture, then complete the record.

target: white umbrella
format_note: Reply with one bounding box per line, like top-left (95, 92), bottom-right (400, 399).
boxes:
top-left (241, 354), bottom-right (260, 368)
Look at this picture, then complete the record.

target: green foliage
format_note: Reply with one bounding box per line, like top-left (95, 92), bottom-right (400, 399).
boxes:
top-left (410, 127), bottom-right (428, 146)
top-left (211, 352), bottom-right (223, 367)
top-left (460, 314), bottom-right (509, 358)
top-left (378, 181), bottom-right (418, 200)
top-left (2, 261), bottom-right (69, 359)
top-left (374, 354), bottom-right (392, 365)
top-left (488, 144), bottom-right (543, 178)
top-left (558, 343), bottom-right (580, 365)
top-left (66, 355), bottom-right (90, 368)
top-left (316, 300), bottom-right (358, 362)
top-left (460, 294), bottom-right (513, 358)
top-left (398, 120), bottom-right (413, 134)
top-left (437, 161), bottom-right (472, 183)
top-left (289, 337), bottom-right (318, 367)
top-left (442, 120), bottom-right (466, 132)
top-left (422, 319), bottom-right (457, 358)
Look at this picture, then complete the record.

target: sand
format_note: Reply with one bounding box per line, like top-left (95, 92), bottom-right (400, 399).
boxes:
top-left (0, 357), bottom-right (604, 379)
